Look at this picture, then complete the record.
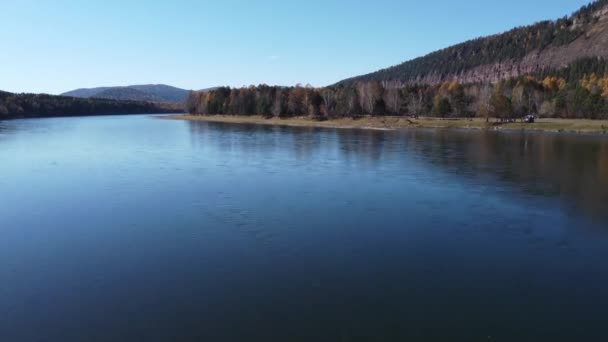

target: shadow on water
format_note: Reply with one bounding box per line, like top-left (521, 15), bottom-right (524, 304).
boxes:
top-left (187, 120), bottom-right (608, 224)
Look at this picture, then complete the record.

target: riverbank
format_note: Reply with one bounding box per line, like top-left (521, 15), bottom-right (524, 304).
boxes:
top-left (164, 114), bottom-right (608, 134)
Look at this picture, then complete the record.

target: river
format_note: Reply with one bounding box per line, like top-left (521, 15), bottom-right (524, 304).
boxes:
top-left (1, 114), bottom-right (607, 341)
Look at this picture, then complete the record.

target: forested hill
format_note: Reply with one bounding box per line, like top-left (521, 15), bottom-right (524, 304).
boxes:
top-left (61, 84), bottom-right (190, 103)
top-left (338, 0), bottom-right (608, 86)
top-left (0, 91), bottom-right (183, 119)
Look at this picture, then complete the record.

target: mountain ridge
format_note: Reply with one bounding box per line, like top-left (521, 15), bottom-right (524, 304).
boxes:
top-left (338, 0), bottom-right (608, 86)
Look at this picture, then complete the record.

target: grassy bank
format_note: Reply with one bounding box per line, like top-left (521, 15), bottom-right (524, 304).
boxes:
top-left (164, 114), bottom-right (608, 134)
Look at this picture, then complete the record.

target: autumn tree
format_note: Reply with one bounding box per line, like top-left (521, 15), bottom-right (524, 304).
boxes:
top-left (288, 86), bottom-right (306, 116)
top-left (542, 76), bottom-right (567, 93)
top-left (184, 71), bottom-right (607, 121)
top-left (490, 82), bottom-right (513, 120)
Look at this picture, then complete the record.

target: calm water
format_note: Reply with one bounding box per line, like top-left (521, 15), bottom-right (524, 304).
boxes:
top-left (1, 115), bottom-right (608, 341)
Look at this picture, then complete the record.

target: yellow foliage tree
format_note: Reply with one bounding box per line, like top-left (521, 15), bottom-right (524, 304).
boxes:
top-left (580, 73), bottom-right (608, 95)
top-left (599, 75), bottom-right (608, 97)
top-left (542, 76), bottom-right (566, 92)
top-left (438, 81), bottom-right (451, 95)
top-left (447, 81), bottom-right (460, 93)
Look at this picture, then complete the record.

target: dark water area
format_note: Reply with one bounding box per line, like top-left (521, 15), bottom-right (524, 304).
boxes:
top-left (1, 115), bottom-right (608, 341)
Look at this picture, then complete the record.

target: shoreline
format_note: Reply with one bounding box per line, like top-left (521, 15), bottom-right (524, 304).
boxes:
top-left (163, 114), bottom-right (608, 135)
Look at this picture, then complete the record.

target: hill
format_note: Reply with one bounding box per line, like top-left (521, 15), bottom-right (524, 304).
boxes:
top-left (62, 84), bottom-right (190, 103)
top-left (339, 0), bottom-right (608, 85)
top-left (0, 91), bottom-right (183, 119)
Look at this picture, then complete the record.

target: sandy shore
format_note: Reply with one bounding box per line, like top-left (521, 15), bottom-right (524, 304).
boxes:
top-left (162, 114), bottom-right (608, 134)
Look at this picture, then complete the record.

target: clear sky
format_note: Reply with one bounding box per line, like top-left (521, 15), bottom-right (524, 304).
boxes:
top-left (0, 0), bottom-right (593, 94)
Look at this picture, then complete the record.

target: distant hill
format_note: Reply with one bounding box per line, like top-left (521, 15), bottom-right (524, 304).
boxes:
top-left (338, 0), bottom-right (608, 85)
top-left (0, 90), bottom-right (183, 119)
top-left (92, 87), bottom-right (163, 102)
top-left (62, 84), bottom-right (191, 103)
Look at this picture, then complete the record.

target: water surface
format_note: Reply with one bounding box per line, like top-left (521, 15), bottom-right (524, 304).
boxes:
top-left (1, 115), bottom-right (608, 341)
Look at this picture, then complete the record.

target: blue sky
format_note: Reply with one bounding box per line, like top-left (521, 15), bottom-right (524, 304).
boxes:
top-left (0, 0), bottom-right (593, 94)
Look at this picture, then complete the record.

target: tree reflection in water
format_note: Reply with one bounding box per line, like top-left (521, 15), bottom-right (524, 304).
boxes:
top-left (188, 120), bottom-right (608, 225)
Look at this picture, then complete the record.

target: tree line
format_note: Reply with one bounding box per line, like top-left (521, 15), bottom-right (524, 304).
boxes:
top-left (0, 91), bottom-right (183, 119)
top-left (186, 68), bottom-right (608, 120)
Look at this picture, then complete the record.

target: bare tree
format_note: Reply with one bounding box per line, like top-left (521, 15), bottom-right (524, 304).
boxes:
top-left (357, 83), bottom-right (370, 114)
top-left (321, 88), bottom-right (336, 117)
top-left (357, 81), bottom-right (383, 115)
top-left (384, 87), bottom-right (402, 115)
top-left (407, 90), bottom-right (424, 117)
top-left (288, 86), bottom-right (306, 115)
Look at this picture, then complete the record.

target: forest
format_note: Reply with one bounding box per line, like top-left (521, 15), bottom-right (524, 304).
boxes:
top-left (186, 57), bottom-right (608, 120)
top-left (0, 91), bottom-right (182, 119)
top-left (339, 0), bottom-right (608, 85)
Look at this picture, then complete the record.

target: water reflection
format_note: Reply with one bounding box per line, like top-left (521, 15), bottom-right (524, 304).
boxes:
top-left (0, 120), bottom-right (11, 136)
top-left (2, 115), bottom-right (608, 341)
top-left (402, 129), bottom-right (608, 223)
top-left (188, 121), bottom-right (608, 224)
